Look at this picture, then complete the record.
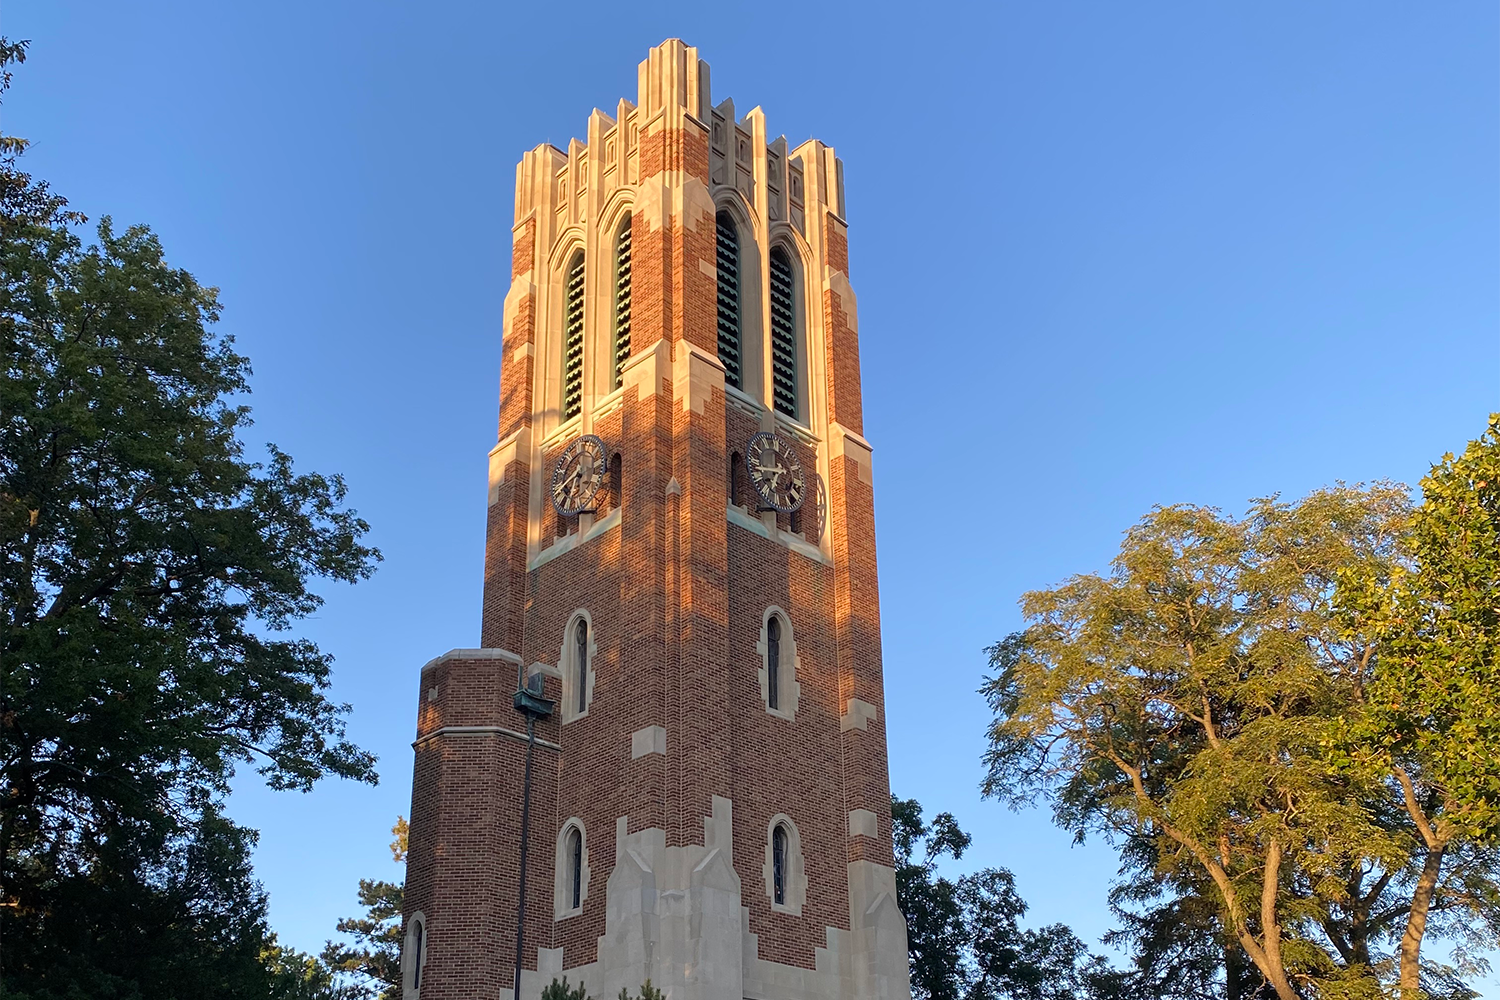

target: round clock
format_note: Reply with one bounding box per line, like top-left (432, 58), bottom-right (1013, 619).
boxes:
top-left (812, 473), bottom-right (827, 542)
top-left (746, 431), bottom-right (806, 513)
top-left (550, 434), bottom-right (607, 516)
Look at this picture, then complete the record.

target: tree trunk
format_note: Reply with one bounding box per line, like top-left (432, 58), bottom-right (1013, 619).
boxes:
top-left (1398, 838), bottom-right (1447, 997)
top-left (1225, 940), bottom-right (1245, 1000)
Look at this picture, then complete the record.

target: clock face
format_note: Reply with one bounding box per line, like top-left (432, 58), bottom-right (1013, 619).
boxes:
top-left (812, 473), bottom-right (827, 542)
top-left (551, 434), bottom-right (607, 516)
top-left (746, 431), bottom-right (805, 513)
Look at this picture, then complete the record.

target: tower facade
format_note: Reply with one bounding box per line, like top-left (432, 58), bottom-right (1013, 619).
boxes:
top-left (403, 40), bottom-right (908, 1000)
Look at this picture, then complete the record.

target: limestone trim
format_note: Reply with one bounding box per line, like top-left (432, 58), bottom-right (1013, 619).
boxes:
top-left (673, 339), bottom-right (727, 415)
top-left (828, 422), bottom-right (873, 486)
top-left (756, 606), bottom-right (801, 721)
top-left (488, 427), bottom-right (531, 505)
top-left (619, 336), bottom-right (669, 403)
top-left (419, 647), bottom-right (522, 674)
top-left (630, 725), bottom-right (667, 759)
top-left (411, 726), bottom-right (562, 752)
top-left (541, 414), bottom-right (585, 451)
top-left (592, 386), bottom-right (625, 422)
top-left (847, 808), bottom-right (878, 839)
top-left (527, 506), bottom-right (621, 572)
top-left (772, 410), bottom-right (820, 447)
top-left (724, 383), bottom-right (764, 419)
top-left (553, 819), bottom-right (592, 920)
top-left (840, 697), bottom-right (879, 732)
top-left (401, 909), bottom-right (427, 999)
top-left (761, 814), bottom-right (808, 916)
top-left (727, 505), bottom-right (832, 566)
top-left (559, 610), bottom-right (598, 724)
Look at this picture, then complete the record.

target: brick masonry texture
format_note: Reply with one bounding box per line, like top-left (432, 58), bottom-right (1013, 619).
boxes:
top-left (405, 39), bottom-right (899, 997)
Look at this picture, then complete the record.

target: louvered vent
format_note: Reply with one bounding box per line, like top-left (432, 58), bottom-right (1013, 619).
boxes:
top-left (769, 247), bottom-right (798, 418)
top-left (613, 216), bottom-right (632, 388)
top-left (562, 252), bottom-right (585, 420)
top-left (715, 212), bottom-right (742, 390)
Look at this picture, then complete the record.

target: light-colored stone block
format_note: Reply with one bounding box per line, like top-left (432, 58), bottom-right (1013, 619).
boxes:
top-left (840, 697), bottom-right (878, 732)
top-left (631, 725), bottom-right (666, 759)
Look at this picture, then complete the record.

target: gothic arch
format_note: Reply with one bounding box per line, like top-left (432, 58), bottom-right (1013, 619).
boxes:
top-left (761, 813), bottom-right (808, 915)
top-left (542, 230), bottom-right (588, 430)
top-left (552, 818), bottom-right (591, 918)
top-left (756, 605), bottom-right (800, 720)
top-left (598, 192), bottom-right (637, 394)
top-left (402, 910), bottom-right (428, 996)
top-left (714, 196), bottom-right (764, 402)
top-left (767, 242), bottom-right (807, 422)
top-left (559, 609), bottom-right (597, 722)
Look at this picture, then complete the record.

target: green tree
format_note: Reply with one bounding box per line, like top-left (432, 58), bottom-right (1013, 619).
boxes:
top-left (894, 795), bottom-right (1109, 1000)
top-left (322, 818), bottom-right (408, 999)
top-left (0, 39), bottom-right (379, 995)
top-left (1339, 416), bottom-right (1500, 996)
top-left (542, 977), bottom-right (592, 1000)
top-left (981, 483), bottom-right (1495, 999)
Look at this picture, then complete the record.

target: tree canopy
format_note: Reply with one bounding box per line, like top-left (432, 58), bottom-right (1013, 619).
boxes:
top-left (1, 38), bottom-right (380, 997)
top-left (981, 446), bottom-right (1500, 1000)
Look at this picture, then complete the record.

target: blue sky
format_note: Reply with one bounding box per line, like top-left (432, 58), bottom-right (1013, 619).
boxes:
top-left (10, 0), bottom-right (1497, 989)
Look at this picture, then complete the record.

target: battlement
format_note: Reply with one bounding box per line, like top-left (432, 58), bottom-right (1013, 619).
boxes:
top-left (514, 39), bottom-right (847, 234)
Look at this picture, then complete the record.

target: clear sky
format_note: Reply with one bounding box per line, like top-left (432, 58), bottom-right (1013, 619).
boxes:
top-left (9, 0), bottom-right (1498, 990)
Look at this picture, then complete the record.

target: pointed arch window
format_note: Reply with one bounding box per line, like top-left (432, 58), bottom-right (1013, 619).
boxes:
top-left (574, 618), bottom-right (588, 715)
top-left (613, 215), bottom-right (632, 388)
top-left (562, 251), bottom-right (586, 420)
top-left (411, 919), bottom-right (424, 988)
top-left (568, 826), bottom-right (583, 909)
top-left (715, 211), bottom-right (742, 390)
top-left (403, 912), bottom-right (428, 994)
top-left (763, 815), bottom-right (805, 913)
top-left (758, 609), bottom-right (799, 720)
top-left (769, 246), bottom-right (799, 419)
top-left (772, 824), bottom-right (788, 905)
top-left (767, 617), bottom-right (781, 711)
top-left (553, 820), bottom-right (590, 918)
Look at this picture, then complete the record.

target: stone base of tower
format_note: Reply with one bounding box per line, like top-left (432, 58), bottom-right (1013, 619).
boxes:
top-left (402, 648), bottom-right (911, 1000)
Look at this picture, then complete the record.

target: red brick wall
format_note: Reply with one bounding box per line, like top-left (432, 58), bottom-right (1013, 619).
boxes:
top-left (412, 92), bottom-right (894, 994)
top-left (406, 655), bottom-right (559, 995)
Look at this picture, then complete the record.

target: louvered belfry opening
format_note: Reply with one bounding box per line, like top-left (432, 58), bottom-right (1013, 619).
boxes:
top-left (613, 215), bottom-right (632, 388)
top-left (562, 251), bottom-right (586, 420)
top-left (715, 211), bottom-right (742, 389)
top-left (769, 246), bottom-right (798, 418)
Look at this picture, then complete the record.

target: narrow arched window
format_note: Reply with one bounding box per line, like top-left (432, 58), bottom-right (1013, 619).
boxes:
top-left (411, 918), bottom-right (425, 989)
top-left (568, 827), bottom-right (583, 909)
top-left (772, 824), bottom-right (788, 905)
top-left (613, 215), bottom-right (632, 388)
top-left (715, 211), bottom-right (742, 390)
top-left (729, 452), bottom-right (744, 508)
top-left (574, 618), bottom-right (588, 715)
top-left (769, 246), bottom-right (799, 419)
top-left (562, 251), bottom-right (586, 420)
top-left (767, 616), bottom-right (781, 711)
top-left (609, 453), bottom-right (622, 511)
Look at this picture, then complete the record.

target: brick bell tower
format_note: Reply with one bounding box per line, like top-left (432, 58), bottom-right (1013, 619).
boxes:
top-left (402, 40), bottom-right (909, 1000)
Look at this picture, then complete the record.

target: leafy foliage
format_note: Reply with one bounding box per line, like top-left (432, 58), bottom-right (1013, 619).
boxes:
top-left (982, 475), bottom-right (1499, 999)
top-left (1339, 415), bottom-right (1500, 995)
top-left (543, 976), bottom-right (592, 1000)
top-left (321, 818), bottom-right (408, 999)
top-left (894, 795), bottom-right (1112, 1000)
top-left (0, 38), bottom-right (379, 996)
